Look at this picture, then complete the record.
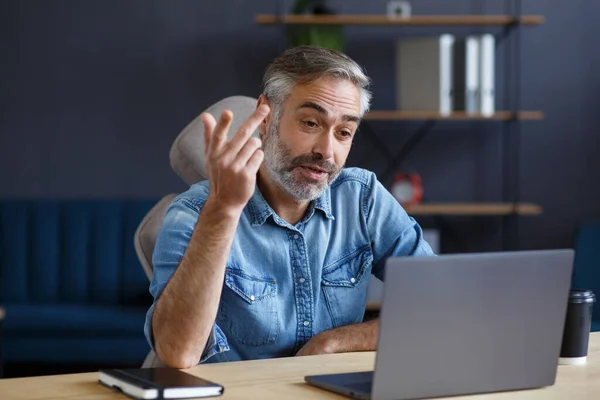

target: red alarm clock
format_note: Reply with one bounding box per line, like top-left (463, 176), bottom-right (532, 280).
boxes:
top-left (391, 172), bottom-right (423, 206)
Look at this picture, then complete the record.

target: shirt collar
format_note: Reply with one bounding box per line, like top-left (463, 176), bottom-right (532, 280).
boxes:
top-left (248, 185), bottom-right (334, 227)
top-left (313, 185), bottom-right (334, 220)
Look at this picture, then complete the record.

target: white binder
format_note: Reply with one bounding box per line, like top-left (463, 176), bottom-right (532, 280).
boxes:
top-left (479, 34), bottom-right (495, 116)
top-left (396, 35), bottom-right (455, 116)
top-left (453, 36), bottom-right (481, 114)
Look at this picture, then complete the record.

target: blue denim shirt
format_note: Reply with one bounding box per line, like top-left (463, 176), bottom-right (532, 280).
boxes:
top-left (144, 167), bottom-right (434, 364)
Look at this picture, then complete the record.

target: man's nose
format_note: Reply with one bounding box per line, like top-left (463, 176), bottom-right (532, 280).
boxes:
top-left (313, 130), bottom-right (335, 161)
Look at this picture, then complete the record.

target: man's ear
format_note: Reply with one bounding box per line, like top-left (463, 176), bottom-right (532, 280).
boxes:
top-left (256, 94), bottom-right (272, 139)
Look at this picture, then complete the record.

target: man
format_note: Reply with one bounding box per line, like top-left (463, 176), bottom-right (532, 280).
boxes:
top-left (145, 45), bottom-right (434, 369)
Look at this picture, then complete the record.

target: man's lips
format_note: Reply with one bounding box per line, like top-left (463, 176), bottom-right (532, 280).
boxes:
top-left (297, 165), bottom-right (329, 180)
top-left (300, 164), bottom-right (327, 173)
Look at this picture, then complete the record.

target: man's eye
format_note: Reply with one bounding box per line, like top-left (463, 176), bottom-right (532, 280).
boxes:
top-left (341, 131), bottom-right (352, 137)
top-left (303, 120), bottom-right (318, 128)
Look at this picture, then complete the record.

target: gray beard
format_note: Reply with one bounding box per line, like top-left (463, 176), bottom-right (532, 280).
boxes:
top-left (262, 122), bottom-right (341, 201)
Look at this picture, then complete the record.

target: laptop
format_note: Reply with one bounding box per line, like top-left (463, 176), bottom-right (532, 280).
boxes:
top-left (305, 250), bottom-right (574, 400)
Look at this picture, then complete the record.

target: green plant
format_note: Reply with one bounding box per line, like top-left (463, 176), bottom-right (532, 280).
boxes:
top-left (286, 0), bottom-right (344, 51)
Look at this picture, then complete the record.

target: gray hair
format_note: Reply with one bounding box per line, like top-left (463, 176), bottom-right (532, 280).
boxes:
top-left (261, 46), bottom-right (372, 118)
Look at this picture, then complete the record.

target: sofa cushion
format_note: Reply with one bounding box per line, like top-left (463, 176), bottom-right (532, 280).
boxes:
top-left (3, 304), bottom-right (146, 335)
top-left (0, 200), bottom-right (155, 307)
top-left (572, 223), bottom-right (600, 322)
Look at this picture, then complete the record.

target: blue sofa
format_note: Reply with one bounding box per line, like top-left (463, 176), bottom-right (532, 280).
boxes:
top-left (572, 223), bottom-right (600, 332)
top-left (1, 197), bottom-right (597, 368)
top-left (0, 200), bottom-right (156, 366)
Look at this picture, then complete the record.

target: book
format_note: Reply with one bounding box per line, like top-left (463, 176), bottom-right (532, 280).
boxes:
top-left (395, 35), bottom-right (455, 116)
top-left (99, 368), bottom-right (224, 399)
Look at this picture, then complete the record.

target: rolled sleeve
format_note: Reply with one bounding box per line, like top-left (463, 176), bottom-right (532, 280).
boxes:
top-left (145, 301), bottom-right (229, 364)
top-left (200, 323), bottom-right (230, 363)
top-left (145, 188), bottom-right (230, 364)
top-left (364, 173), bottom-right (436, 281)
top-left (144, 302), bottom-right (158, 352)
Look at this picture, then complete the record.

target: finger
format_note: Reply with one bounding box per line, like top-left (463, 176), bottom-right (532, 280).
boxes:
top-left (201, 113), bottom-right (216, 156)
top-left (233, 137), bottom-right (262, 169)
top-left (224, 104), bottom-right (270, 157)
top-left (209, 110), bottom-right (233, 156)
top-left (245, 148), bottom-right (265, 173)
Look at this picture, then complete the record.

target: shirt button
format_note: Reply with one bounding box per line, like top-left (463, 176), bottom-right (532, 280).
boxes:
top-left (294, 234), bottom-right (299, 239)
top-left (299, 278), bottom-right (306, 284)
top-left (350, 277), bottom-right (356, 284)
top-left (250, 295), bottom-right (255, 301)
top-left (303, 321), bottom-right (310, 327)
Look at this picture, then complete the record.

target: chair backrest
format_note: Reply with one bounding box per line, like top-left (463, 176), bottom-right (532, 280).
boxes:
top-left (135, 95), bottom-right (258, 281)
top-left (134, 193), bottom-right (179, 280)
top-left (138, 96), bottom-right (258, 367)
top-left (170, 95), bottom-right (259, 186)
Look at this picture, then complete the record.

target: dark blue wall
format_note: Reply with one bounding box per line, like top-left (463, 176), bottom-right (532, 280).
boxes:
top-left (1, 0), bottom-right (599, 252)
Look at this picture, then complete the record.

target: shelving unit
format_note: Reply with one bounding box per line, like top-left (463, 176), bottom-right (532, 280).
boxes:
top-left (257, 1), bottom-right (542, 249)
top-left (404, 203), bottom-right (543, 216)
top-left (256, 14), bottom-right (545, 26)
top-left (364, 111), bottom-right (544, 121)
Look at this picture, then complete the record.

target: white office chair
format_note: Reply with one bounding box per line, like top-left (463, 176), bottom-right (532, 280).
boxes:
top-left (135, 96), bottom-right (258, 368)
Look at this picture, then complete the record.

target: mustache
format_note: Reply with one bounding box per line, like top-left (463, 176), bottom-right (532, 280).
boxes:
top-left (287, 154), bottom-right (337, 174)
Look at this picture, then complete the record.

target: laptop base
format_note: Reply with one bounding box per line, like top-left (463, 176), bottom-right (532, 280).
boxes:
top-left (305, 371), bottom-right (373, 400)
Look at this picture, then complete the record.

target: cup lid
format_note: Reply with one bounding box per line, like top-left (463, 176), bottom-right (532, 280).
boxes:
top-left (569, 289), bottom-right (596, 303)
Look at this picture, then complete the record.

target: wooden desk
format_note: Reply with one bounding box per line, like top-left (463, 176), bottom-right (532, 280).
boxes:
top-left (2, 333), bottom-right (600, 399)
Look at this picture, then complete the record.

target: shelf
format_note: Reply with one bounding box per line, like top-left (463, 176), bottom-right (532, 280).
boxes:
top-left (364, 111), bottom-right (544, 121)
top-left (255, 14), bottom-right (545, 26)
top-left (404, 203), bottom-right (543, 216)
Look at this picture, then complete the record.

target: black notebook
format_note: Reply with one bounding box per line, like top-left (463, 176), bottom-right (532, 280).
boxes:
top-left (98, 368), bottom-right (224, 399)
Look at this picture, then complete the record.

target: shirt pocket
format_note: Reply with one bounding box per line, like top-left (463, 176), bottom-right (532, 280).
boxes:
top-left (218, 268), bottom-right (279, 347)
top-left (321, 246), bottom-right (373, 328)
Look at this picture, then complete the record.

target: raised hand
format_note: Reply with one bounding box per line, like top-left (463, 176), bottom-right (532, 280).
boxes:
top-left (201, 104), bottom-right (269, 215)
